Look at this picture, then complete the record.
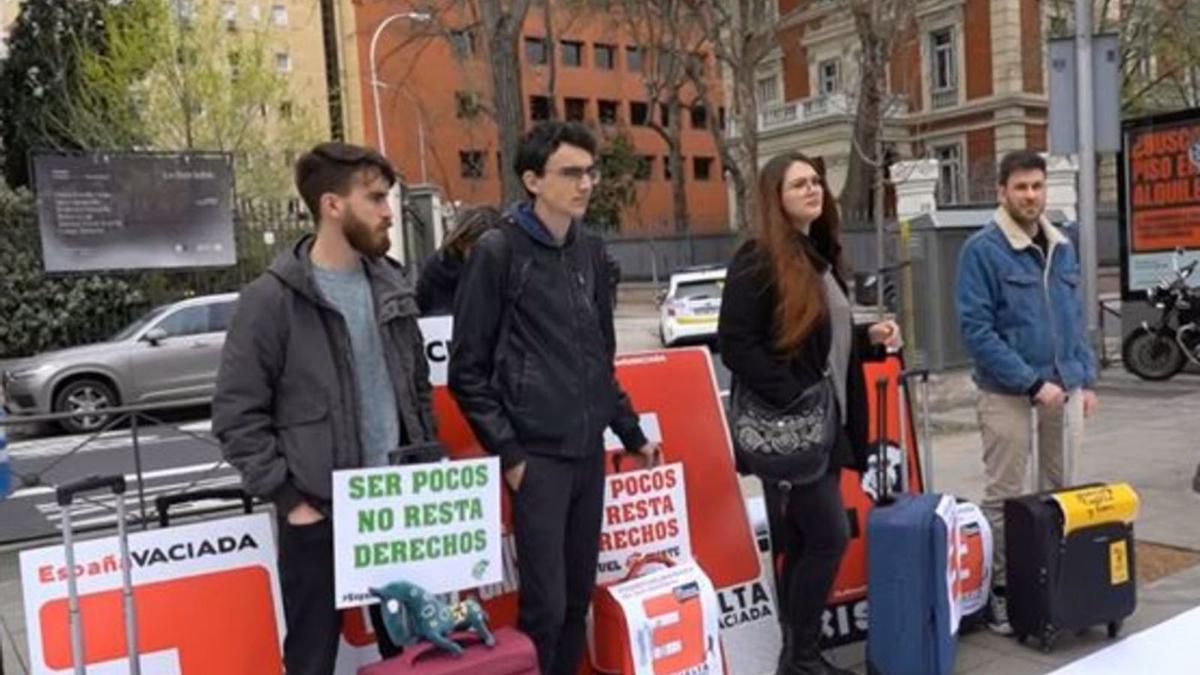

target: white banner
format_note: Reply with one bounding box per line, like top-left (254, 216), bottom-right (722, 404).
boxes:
top-left (597, 462), bottom-right (691, 584)
top-left (608, 562), bottom-right (724, 675)
top-left (332, 457), bottom-right (502, 608)
top-left (19, 513), bottom-right (284, 674)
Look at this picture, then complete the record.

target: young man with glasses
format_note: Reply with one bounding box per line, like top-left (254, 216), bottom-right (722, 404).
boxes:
top-left (449, 121), bottom-right (660, 674)
top-left (214, 142), bottom-right (437, 673)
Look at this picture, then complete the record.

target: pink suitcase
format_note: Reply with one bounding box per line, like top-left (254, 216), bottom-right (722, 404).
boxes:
top-left (357, 627), bottom-right (539, 675)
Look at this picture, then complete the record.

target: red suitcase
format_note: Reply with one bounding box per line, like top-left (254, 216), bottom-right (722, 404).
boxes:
top-left (357, 626), bottom-right (539, 675)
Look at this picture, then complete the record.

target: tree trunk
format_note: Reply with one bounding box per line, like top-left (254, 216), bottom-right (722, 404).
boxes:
top-left (732, 63), bottom-right (760, 229)
top-left (667, 96), bottom-right (689, 232)
top-left (543, 0), bottom-right (559, 119)
top-left (840, 25), bottom-right (884, 228)
top-left (481, 0), bottom-right (529, 205)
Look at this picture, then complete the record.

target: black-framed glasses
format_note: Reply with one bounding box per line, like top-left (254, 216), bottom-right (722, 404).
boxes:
top-left (551, 165), bottom-right (601, 184)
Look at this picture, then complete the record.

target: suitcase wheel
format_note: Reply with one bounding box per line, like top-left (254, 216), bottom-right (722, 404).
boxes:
top-left (1107, 621), bottom-right (1122, 639)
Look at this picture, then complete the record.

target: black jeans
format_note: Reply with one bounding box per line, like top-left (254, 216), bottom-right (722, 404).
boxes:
top-left (510, 452), bottom-right (606, 675)
top-left (764, 473), bottom-right (850, 643)
top-left (277, 517), bottom-right (400, 674)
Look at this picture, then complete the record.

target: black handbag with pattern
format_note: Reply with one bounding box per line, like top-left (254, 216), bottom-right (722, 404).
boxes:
top-left (729, 372), bottom-right (839, 486)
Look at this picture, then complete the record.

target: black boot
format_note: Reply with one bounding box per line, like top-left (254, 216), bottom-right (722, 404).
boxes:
top-left (775, 623), bottom-right (793, 675)
top-left (780, 627), bottom-right (855, 675)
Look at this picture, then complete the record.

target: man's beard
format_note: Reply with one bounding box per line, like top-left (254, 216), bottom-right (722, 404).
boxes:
top-left (1004, 201), bottom-right (1043, 228)
top-left (345, 213), bottom-right (390, 258)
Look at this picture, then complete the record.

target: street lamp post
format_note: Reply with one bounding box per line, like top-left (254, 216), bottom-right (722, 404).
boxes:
top-left (368, 12), bottom-right (431, 182)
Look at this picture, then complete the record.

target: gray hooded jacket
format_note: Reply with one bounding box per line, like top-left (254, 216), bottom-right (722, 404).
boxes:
top-left (213, 235), bottom-right (435, 515)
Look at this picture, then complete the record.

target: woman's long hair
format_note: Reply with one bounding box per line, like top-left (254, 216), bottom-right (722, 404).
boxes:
top-left (442, 205), bottom-right (503, 260)
top-left (756, 152), bottom-right (844, 353)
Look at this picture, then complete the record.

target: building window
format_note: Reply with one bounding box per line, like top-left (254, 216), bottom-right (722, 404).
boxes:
top-left (626, 46), bottom-right (643, 72)
top-left (450, 29), bottom-right (477, 59)
top-left (280, 101), bottom-right (293, 120)
top-left (275, 52), bottom-right (291, 73)
top-left (690, 104), bottom-right (709, 129)
top-left (594, 43), bottom-right (615, 70)
top-left (270, 3), bottom-right (287, 27)
top-left (756, 75), bottom-right (780, 105)
top-left (694, 157), bottom-right (713, 181)
top-left (564, 97), bottom-right (587, 122)
top-left (460, 151), bottom-right (485, 179)
top-left (525, 37), bottom-right (549, 66)
top-left (930, 28), bottom-right (958, 108)
top-left (530, 95), bottom-right (552, 121)
top-left (635, 155), bottom-right (653, 181)
top-left (222, 1), bottom-right (237, 28)
top-left (598, 99), bottom-right (619, 125)
top-left (718, 106), bottom-right (727, 131)
top-left (247, 3), bottom-right (260, 23)
top-left (561, 40), bottom-right (583, 67)
top-left (630, 101), bottom-right (650, 126)
top-left (659, 103), bottom-right (670, 127)
top-left (456, 91), bottom-right (481, 119)
top-left (933, 143), bottom-right (963, 205)
top-left (818, 59), bottom-right (841, 95)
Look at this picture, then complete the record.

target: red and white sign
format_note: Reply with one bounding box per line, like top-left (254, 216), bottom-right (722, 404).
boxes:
top-left (598, 462), bottom-right (691, 585)
top-left (606, 562), bottom-right (724, 675)
top-left (19, 513), bottom-right (284, 674)
top-left (949, 501), bottom-right (992, 618)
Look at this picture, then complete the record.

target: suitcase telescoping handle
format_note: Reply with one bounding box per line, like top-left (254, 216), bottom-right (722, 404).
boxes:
top-left (155, 488), bottom-right (254, 528)
top-left (874, 376), bottom-right (892, 505)
top-left (898, 368), bottom-right (932, 493)
top-left (56, 474), bottom-right (126, 507)
top-left (1028, 396), bottom-right (1074, 492)
top-left (57, 474), bottom-right (141, 675)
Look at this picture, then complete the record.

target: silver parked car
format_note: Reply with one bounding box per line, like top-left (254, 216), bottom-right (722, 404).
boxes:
top-left (1, 293), bottom-right (238, 433)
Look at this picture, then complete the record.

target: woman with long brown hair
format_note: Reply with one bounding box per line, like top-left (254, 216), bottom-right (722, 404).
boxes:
top-left (718, 152), bottom-right (901, 675)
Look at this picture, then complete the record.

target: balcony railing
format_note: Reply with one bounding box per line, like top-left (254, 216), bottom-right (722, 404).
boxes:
top-left (756, 93), bottom-right (910, 133)
top-left (931, 87), bottom-right (958, 110)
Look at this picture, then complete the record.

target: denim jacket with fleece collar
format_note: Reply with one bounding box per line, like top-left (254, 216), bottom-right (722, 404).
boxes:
top-left (954, 207), bottom-right (1097, 396)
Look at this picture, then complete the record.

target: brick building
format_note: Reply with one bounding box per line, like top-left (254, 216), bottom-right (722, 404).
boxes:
top-left (335, 0), bottom-right (731, 234)
top-left (761, 0), bottom-right (1059, 211)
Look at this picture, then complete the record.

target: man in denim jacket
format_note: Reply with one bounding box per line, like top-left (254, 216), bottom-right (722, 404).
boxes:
top-left (954, 150), bottom-right (1098, 635)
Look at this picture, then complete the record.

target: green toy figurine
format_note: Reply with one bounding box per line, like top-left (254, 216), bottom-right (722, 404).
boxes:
top-left (370, 581), bottom-right (495, 656)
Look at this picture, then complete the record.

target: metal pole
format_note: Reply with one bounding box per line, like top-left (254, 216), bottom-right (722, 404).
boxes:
top-left (62, 502), bottom-right (85, 675)
top-left (875, 138), bottom-right (886, 321)
top-left (130, 414), bottom-right (149, 530)
top-left (1076, 0), bottom-right (1100, 357)
top-left (114, 495), bottom-right (141, 675)
top-left (368, 12), bottom-right (432, 158)
top-left (398, 88), bottom-right (429, 183)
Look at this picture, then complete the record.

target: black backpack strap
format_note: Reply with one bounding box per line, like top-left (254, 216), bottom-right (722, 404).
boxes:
top-left (495, 217), bottom-right (535, 352)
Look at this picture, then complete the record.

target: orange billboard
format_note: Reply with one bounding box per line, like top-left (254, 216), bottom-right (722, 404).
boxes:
top-left (1127, 120), bottom-right (1200, 252)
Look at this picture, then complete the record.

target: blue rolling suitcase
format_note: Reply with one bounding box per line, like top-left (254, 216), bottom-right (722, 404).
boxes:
top-left (866, 375), bottom-right (956, 675)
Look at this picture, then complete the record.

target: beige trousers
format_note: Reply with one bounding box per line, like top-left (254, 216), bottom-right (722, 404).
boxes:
top-left (977, 390), bottom-right (1084, 589)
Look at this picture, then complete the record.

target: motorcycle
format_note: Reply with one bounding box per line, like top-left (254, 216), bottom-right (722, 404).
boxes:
top-left (1122, 250), bottom-right (1200, 381)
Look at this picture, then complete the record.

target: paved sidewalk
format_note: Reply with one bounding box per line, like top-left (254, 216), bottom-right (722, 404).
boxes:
top-left (3, 355), bottom-right (1199, 674)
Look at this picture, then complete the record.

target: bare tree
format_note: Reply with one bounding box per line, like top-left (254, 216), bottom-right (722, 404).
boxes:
top-left (839, 0), bottom-right (918, 224)
top-left (1047, 0), bottom-right (1200, 115)
top-left (687, 0), bottom-right (786, 231)
top-left (381, 1), bottom-right (535, 203)
top-left (616, 0), bottom-right (711, 232)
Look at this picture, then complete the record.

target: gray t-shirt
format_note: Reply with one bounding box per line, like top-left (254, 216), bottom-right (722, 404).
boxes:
top-left (823, 270), bottom-right (852, 418)
top-left (313, 262), bottom-right (400, 468)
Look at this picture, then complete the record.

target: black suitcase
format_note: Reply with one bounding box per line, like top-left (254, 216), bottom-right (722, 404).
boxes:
top-left (1004, 404), bottom-right (1137, 651)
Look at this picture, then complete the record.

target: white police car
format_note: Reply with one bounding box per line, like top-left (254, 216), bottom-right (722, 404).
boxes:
top-left (658, 265), bottom-right (726, 347)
